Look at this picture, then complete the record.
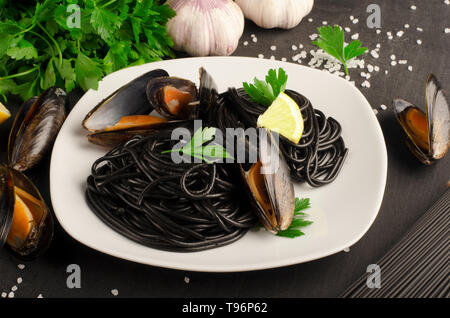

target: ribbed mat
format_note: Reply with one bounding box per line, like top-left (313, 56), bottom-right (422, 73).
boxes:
top-left (341, 188), bottom-right (450, 298)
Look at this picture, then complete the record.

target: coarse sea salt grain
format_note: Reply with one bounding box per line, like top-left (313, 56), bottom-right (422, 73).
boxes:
top-left (322, 21), bottom-right (328, 25)
top-left (408, 66), bottom-right (413, 71)
top-left (390, 54), bottom-right (396, 60)
top-left (352, 18), bottom-right (359, 24)
top-left (184, 276), bottom-right (190, 284)
top-left (417, 39), bottom-right (422, 45)
top-left (292, 54), bottom-right (301, 61)
top-left (291, 44), bottom-right (298, 51)
top-left (376, 29), bottom-right (381, 34)
top-left (445, 0), bottom-right (450, 5)
top-left (252, 37), bottom-right (257, 43)
top-left (411, 5), bottom-right (417, 10)
top-left (343, 247), bottom-right (350, 252)
top-left (1, 292), bottom-right (6, 298)
top-left (308, 18), bottom-right (313, 22)
top-left (445, 28), bottom-right (450, 34)
top-left (351, 33), bottom-right (359, 40)
top-left (361, 80), bottom-right (370, 88)
top-left (397, 30), bottom-right (404, 37)
top-left (391, 60), bottom-right (397, 66)
top-left (111, 289), bottom-right (119, 296)
top-left (370, 50), bottom-right (379, 58)
top-left (373, 109), bottom-right (379, 115)
top-left (270, 56), bottom-right (276, 60)
top-left (380, 104), bottom-right (387, 110)
top-left (417, 27), bottom-right (423, 32)
top-left (243, 41), bottom-right (248, 46)
top-left (367, 64), bottom-right (374, 72)
top-left (37, 294), bottom-right (43, 298)
top-left (8, 292), bottom-right (14, 298)
top-left (17, 264), bottom-right (25, 270)
top-left (374, 66), bottom-right (380, 72)
top-left (345, 27), bottom-right (351, 32)
top-left (270, 45), bottom-right (276, 51)
top-left (405, 24), bottom-right (410, 29)
top-left (258, 54), bottom-right (264, 59)
top-left (281, 57), bottom-right (287, 62)
top-left (11, 285), bottom-right (17, 292)
top-left (17, 277), bottom-right (22, 284)
top-left (309, 34), bottom-right (318, 40)
top-left (299, 44), bottom-right (304, 49)
top-left (399, 60), bottom-right (407, 64)
top-left (385, 70), bottom-right (389, 74)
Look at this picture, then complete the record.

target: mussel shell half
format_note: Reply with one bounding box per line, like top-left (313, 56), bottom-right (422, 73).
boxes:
top-left (146, 76), bottom-right (198, 120)
top-left (8, 87), bottom-right (67, 172)
top-left (83, 69), bottom-right (169, 132)
top-left (0, 165), bottom-right (53, 260)
top-left (241, 130), bottom-right (295, 233)
top-left (196, 67), bottom-right (219, 120)
top-left (393, 74), bottom-right (449, 164)
top-left (87, 120), bottom-right (190, 148)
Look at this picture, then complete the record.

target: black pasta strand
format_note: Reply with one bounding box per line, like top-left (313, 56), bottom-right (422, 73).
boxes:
top-left (209, 88), bottom-right (348, 187)
top-left (86, 133), bottom-right (256, 252)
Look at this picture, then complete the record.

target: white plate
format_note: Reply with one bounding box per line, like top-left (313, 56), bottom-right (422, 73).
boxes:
top-left (50, 57), bottom-right (387, 272)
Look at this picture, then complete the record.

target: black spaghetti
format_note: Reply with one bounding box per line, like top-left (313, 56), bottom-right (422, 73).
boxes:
top-left (86, 131), bottom-right (256, 252)
top-left (206, 88), bottom-right (348, 187)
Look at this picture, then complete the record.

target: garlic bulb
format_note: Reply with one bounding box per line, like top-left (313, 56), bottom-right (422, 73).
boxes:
top-left (235, 0), bottom-right (314, 29)
top-left (166, 0), bottom-right (244, 57)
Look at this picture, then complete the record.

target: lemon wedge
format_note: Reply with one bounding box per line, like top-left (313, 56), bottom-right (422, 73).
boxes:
top-left (0, 101), bottom-right (11, 125)
top-left (7, 193), bottom-right (35, 248)
top-left (257, 92), bottom-right (304, 144)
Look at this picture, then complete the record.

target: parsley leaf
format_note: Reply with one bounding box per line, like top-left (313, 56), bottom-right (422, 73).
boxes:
top-left (243, 68), bottom-right (288, 107)
top-left (277, 198), bottom-right (313, 238)
top-left (312, 25), bottom-right (368, 75)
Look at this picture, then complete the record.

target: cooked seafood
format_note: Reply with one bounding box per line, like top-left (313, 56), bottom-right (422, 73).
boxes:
top-left (393, 74), bottom-right (450, 164)
top-left (8, 88), bottom-right (67, 172)
top-left (0, 165), bottom-right (53, 260)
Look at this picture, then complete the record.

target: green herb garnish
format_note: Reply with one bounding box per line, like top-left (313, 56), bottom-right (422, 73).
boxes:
top-left (243, 68), bottom-right (288, 107)
top-left (277, 198), bottom-right (313, 238)
top-left (162, 127), bottom-right (234, 163)
top-left (312, 25), bottom-right (368, 76)
top-left (0, 1), bottom-right (176, 101)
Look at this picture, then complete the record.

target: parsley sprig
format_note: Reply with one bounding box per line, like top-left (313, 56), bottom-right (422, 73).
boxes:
top-left (243, 68), bottom-right (288, 107)
top-left (162, 127), bottom-right (234, 163)
top-left (312, 25), bottom-right (368, 76)
top-left (0, 1), bottom-right (176, 101)
top-left (276, 198), bottom-right (313, 238)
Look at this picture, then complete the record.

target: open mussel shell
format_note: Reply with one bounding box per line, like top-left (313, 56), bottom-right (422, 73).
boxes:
top-left (240, 130), bottom-right (295, 233)
top-left (82, 69), bottom-right (169, 132)
top-left (393, 74), bottom-right (449, 165)
top-left (0, 165), bottom-right (53, 260)
top-left (87, 119), bottom-right (190, 147)
top-left (8, 87), bottom-right (67, 172)
top-left (147, 76), bottom-right (198, 120)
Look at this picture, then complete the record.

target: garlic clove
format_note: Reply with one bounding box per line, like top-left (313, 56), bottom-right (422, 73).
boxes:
top-left (166, 0), bottom-right (245, 57)
top-left (235, 0), bottom-right (314, 30)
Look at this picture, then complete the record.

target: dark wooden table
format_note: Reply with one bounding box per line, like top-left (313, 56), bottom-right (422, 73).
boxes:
top-left (0, 0), bottom-right (449, 298)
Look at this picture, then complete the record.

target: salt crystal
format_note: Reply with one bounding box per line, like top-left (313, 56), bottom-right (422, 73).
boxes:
top-left (309, 34), bottom-right (318, 40)
top-left (445, 28), bottom-right (450, 34)
top-left (385, 70), bottom-right (389, 74)
top-left (373, 109), bottom-right (379, 115)
top-left (408, 66), bottom-right (413, 71)
top-left (252, 37), bottom-right (257, 43)
top-left (270, 45), bottom-right (276, 51)
top-left (445, 0), bottom-right (450, 5)
top-left (184, 276), bottom-right (190, 284)
top-left (417, 27), bottom-right (423, 32)
top-left (37, 294), bottom-right (43, 298)
top-left (270, 56), bottom-right (275, 60)
top-left (370, 50), bottom-right (379, 58)
top-left (367, 64), bottom-right (374, 72)
top-left (1, 292), bottom-right (6, 298)
top-left (243, 41), bottom-right (248, 46)
top-left (17, 264), bottom-right (25, 270)
top-left (349, 15), bottom-right (354, 20)
top-left (388, 35), bottom-right (393, 40)
top-left (17, 277), bottom-right (22, 284)
top-left (417, 39), bottom-right (422, 45)
top-left (361, 80), bottom-right (371, 88)
top-left (111, 289), bottom-right (119, 296)
top-left (308, 18), bottom-right (313, 22)
top-left (376, 43), bottom-right (381, 48)
top-left (343, 247), bottom-right (350, 252)
top-left (374, 66), bottom-right (380, 72)
top-left (387, 31), bottom-right (392, 36)
top-left (396, 30), bottom-right (404, 37)
top-left (291, 45), bottom-right (298, 51)
top-left (292, 54), bottom-right (301, 61)
top-left (391, 60), bottom-right (397, 66)
top-left (380, 104), bottom-right (387, 110)
top-left (8, 292), bottom-right (14, 298)
top-left (250, 34), bottom-right (255, 38)
top-left (398, 60), bottom-right (407, 64)
top-left (366, 74), bottom-right (371, 79)
top-left (351, 33), bottom-right (359, 40)
top-left (322, 21), bottom-right (328, 25)
top-left (390, 54), bottom-right (396, 60)
top-left (404, 24), bottom-right (410, 29)
top-left (345, 75), bottom-right (350, 81)
top-left (360, 72), bottom-right (367, 78)
top-left (281, 57), bottom-right (287, 62)
top-left (352, 18), bottom-right (359, 24)
top-left (258, 54), bottom-right (264, 59)
top-left (411, 5), bottom-right (417, 10)
top-left (11, 285), bottom-right (17, 292)
top-left (299, 44), bottom-right (304, 49)
top-left (376, 29), bottom-right (381, 34)
top-left (345, 27), bottom-right (351, 32)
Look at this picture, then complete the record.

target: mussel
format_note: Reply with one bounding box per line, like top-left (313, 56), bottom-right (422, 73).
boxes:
top-left (0, 165), bottom-right (53, 260)
top-left (147, 77), bottom-right (198, 119)
top-left (240, 130), bottom-right (295, 233)
top-left (393, 74), bottom-right (449, 165)
top-left (8, 88), bottom-right (67, 171)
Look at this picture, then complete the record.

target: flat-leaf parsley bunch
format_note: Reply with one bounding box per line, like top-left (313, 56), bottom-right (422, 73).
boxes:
top-left (0, 0), bottom-right (176, 101)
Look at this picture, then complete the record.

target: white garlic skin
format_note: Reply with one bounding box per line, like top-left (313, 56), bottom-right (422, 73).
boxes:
top-left (166, 0), bottom-right (244, 57)
top-left (235, 0), bottom-right (314, 29)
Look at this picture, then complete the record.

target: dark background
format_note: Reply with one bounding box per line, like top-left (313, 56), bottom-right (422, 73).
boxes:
top-left (0, 0), bottom-right (449, 298)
